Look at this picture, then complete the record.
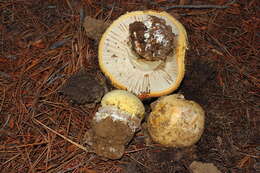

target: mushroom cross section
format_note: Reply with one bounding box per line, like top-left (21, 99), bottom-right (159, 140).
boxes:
top-left (99, 11), bottom-right (188, 98)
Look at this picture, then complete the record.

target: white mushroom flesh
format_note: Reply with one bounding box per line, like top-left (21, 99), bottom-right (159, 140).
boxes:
top-left (94, 106), bottom-right (142, 132)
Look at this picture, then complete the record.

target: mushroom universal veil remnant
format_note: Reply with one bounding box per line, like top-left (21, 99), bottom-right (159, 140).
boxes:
top-left (98, 11), bottom-right (188, 98)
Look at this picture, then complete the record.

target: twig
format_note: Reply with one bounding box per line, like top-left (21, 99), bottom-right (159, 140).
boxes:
top-left (0, 141), bottom-right (47, 150)
top-left (0, 71), bottom-right (13, 81)
top-left (165, 5), bottom-right (229, 10)
top-left (48, 151), bottom-right (85, 173)
top-left (29, 147), bottom-right (48, 172)
top-left (238, 151), bottom-right (260, 159)
top-left (65, 0), bottom-right (73, 11)
top-left (57, 155), bottom-right (95, 173)
top-left (0, 87), bottom-right (5, 113)
top-left (0, 153), bottom-right (21, 167)
top-left (45, 62), bottom-right (68, 85)
top-left (126, 154), bottom-right (151, 170)
top-left (125, 147), bottom-right (147, 154)
top-left (0, 88), bottom-right (11, 133)
top-left (33, 118), bottom-right (89, 152)
top-left (0, 114), bottom-right (11, 133)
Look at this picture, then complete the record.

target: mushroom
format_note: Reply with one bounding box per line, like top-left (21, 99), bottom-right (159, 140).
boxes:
top-left (98, 11), bottom-right (188, 98)
top-left (147, 94), bottom-right (205, 147)
top-left (85, 90), bottom-right (145, 159)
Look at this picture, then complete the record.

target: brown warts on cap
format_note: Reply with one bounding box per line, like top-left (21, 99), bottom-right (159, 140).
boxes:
top-left (59, 68), bottom-right (107, 105)
top-left (129, 16), bottom-right (176, 61)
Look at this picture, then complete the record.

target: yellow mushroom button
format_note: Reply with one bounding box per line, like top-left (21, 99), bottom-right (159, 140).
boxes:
top-left (147, 94), bottom-right (205, 147)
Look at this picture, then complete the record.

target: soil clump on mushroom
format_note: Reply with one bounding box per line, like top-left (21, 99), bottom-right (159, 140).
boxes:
top-left (85, 116), bottom-right (135, 160)
top-left (129, 16), bottom-right (175, 61)
top-left (84, 90), bottom-right (144, 160)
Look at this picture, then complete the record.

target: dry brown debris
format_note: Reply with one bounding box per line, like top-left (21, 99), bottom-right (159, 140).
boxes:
top-left (83, 16), bottom-right (110, 41)
top-left (59, 68), bottom-right (107, 105)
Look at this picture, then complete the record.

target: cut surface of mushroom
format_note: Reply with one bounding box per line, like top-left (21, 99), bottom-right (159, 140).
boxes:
top-left (85, 90), bottom-right (145, 159)
top-left (99, 11), bottom-right (188, 98)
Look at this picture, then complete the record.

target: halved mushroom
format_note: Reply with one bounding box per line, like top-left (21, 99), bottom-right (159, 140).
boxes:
top-left (85, 90), bottom-right (145, 159)
top-left (98, 11), bottom-right (188, 98)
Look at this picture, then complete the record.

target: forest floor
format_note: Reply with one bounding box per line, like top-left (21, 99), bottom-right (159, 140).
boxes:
top-left (0, 0), bottom-right (259, 172)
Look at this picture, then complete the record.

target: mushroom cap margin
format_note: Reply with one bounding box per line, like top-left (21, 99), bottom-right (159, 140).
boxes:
top-left (101, 90), bottom-right (145, 119)
top-left (99, 10), bottom-right (188, 98)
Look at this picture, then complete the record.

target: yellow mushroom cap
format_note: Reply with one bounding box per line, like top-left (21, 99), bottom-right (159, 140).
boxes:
top-left (99, 11), bottom-right (188, 99)
top-left (101, 90), bottom-right (145, 119)
top-left (147, 94), bottom-right (205, 147)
